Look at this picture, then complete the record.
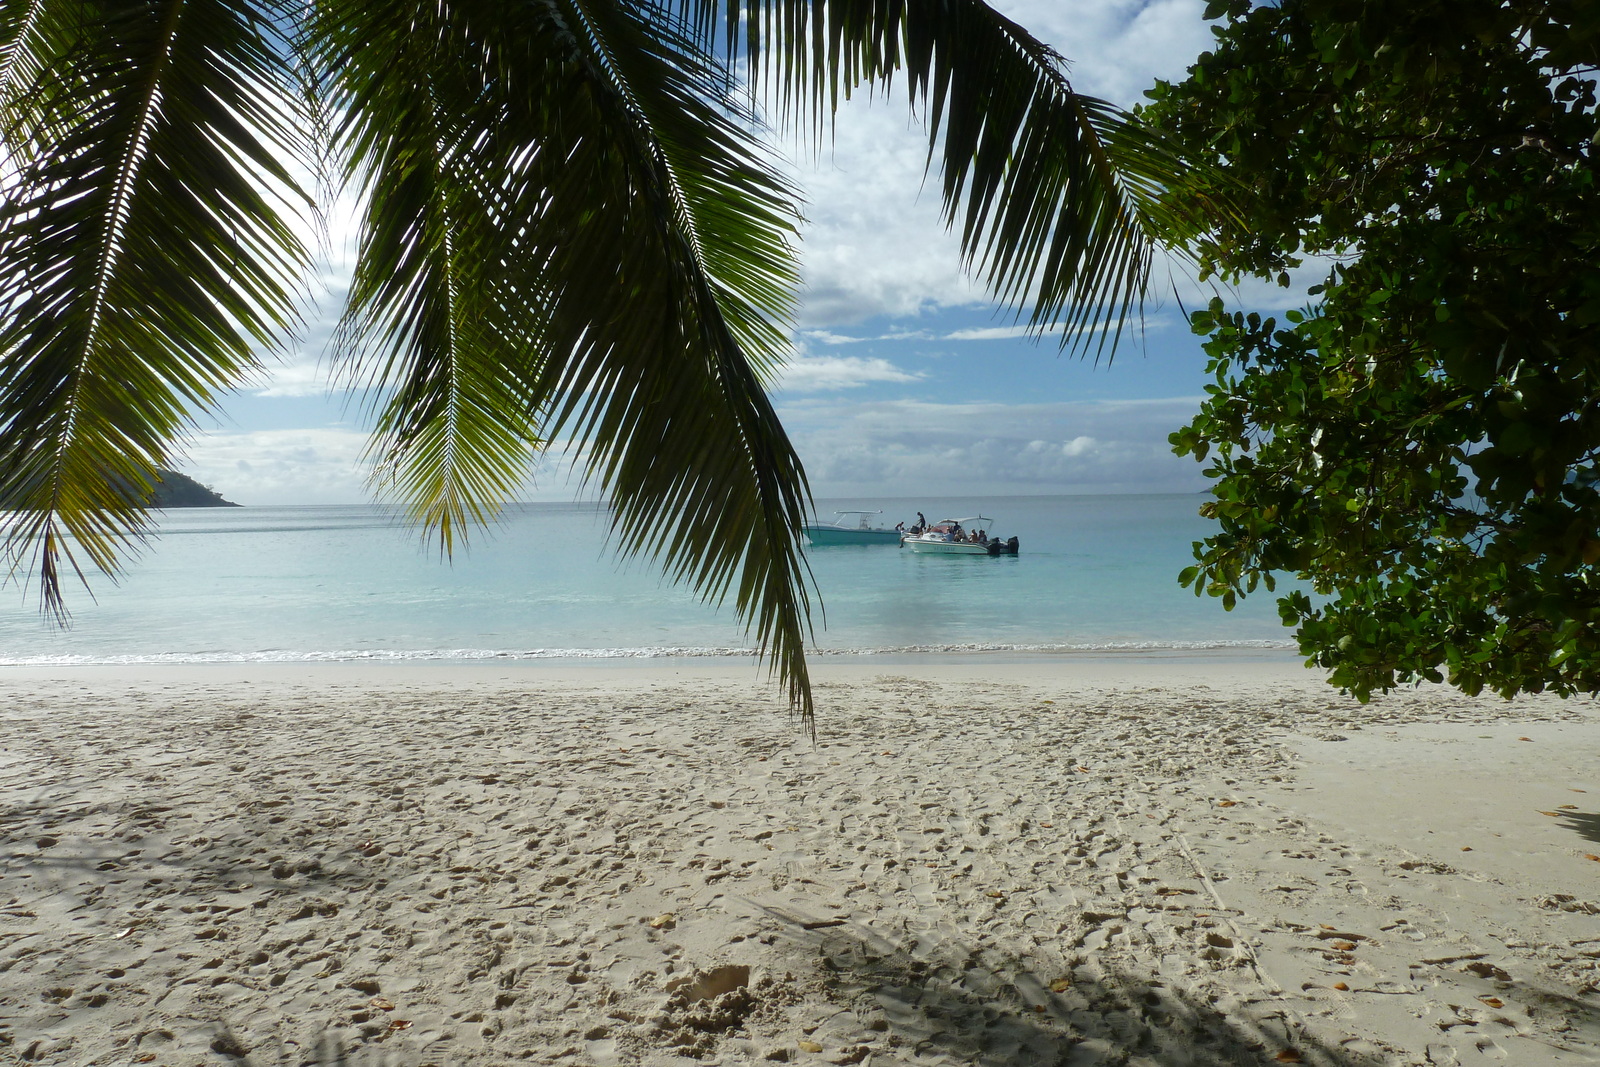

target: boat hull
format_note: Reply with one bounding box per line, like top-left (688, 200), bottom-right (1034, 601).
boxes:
top-left (902, 537), bottom-right (991, 554)
top-left (803, 526), bottom-right (904, 546)
top-left (902, 536), bottom-right (1020, 555)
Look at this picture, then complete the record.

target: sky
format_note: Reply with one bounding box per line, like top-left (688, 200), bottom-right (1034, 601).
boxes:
top-left (178, 0), bottom-right (1303, 507)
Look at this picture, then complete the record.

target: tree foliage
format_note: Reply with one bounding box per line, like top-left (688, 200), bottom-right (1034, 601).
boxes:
top-left (1150, 0), bottom-right (1600, 699)
top-left (0, 0), bottom-right (1196, 723)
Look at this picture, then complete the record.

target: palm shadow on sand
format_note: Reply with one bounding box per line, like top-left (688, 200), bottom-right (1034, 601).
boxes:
top-left (761, 913), bottom-right (1372, 1067)
top-left (1555, 810), bottom-right (1600, 846)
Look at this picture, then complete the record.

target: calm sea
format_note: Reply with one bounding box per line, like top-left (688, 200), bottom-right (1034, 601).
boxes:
top-left (0, 495), bottom-right (1298, 665)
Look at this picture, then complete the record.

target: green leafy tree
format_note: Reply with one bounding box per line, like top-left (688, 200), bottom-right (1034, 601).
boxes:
top-left (0, 0), bottom-right (1193, 720)
top-left (1151, 0), bottom-right (1600, 698)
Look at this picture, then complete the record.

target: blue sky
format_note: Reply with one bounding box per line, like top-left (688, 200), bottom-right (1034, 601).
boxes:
top-left (177, 0), bottom-right (1305, 506)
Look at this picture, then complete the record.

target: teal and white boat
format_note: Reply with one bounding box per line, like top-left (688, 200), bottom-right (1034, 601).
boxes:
top-left (802, 510), bottom-right (904, 546)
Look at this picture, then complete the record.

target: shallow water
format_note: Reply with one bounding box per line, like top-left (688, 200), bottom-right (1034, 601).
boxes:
top-left (0, 494), bottom-right (1296, 664)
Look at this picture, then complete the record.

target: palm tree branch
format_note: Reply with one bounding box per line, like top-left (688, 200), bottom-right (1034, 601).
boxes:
top-left (318, 0), bottom-right (547, 555)
top-left (490, 0), bottom-right (818, 720)
top-left (0, 0), bottom-right (310, 616)
top-left (684, 0), bottom-right (1209, 356)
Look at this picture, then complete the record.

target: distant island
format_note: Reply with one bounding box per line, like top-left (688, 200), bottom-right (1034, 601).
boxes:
top-left (150, 470), bottom-right (240, 508)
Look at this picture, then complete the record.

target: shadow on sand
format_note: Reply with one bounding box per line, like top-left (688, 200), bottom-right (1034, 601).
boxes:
top-left (772, 918), bottom-right (1375, 1067)
top-left (1555, 810), bottom-right (1600, 847)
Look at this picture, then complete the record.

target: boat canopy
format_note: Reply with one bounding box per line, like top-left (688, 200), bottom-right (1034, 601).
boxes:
top-left (814, 510), bottom-right (885, 529)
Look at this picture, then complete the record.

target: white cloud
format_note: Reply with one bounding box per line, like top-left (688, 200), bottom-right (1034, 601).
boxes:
top-left (802, 327), bottom-right (937, 345)
top-left (777, 395), bottom-right (1208, 496)
top-left (177, 394), bottom-right (1206, 507)
top-left (250, 355), bottom-right (334, 398)
top-left (247, 181), bottom-right (364, 399)
top-left (996, 0), bottom-right (1215, 106)
top-left (177, 426), bottom-right (590, 507)
top-left (774, 351), bottom-right (924, 392)
top-left (176, 428), bottom-right (373, 505)
top-left (782, 99), bottom-right (983, 326)
top-left (942, 324), bottom-right (1049, 342)
top-left (802, 329), bottom-right (868, 346)
top-left (806, 317), bottom-right (1169, 346)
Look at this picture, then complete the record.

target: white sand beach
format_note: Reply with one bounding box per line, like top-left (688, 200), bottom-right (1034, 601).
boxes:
top-left (2, 658), bottom-right (1598, 1066)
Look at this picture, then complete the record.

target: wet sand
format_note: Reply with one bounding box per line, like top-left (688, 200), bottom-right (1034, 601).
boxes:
top-left (2, 659), bottom-right (1597, 1065)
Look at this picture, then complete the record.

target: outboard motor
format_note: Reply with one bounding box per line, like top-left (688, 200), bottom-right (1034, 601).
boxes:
top-left (1006, 536), bottom-right (1019, 554)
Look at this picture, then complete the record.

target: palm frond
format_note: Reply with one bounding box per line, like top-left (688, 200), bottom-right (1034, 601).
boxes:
top-left (523, 0), bottom-right (816, 720)
top-left (313, 0), bottom-right (543, 553)
top-left (315, 0), bottom-right (817, 720)
top-left (686, 0), bottom-right (1209, 358)
top-left (0, 0), bottom-right (311, 616)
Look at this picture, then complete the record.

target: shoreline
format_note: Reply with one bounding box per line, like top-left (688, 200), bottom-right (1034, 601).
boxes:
top-left (5, 660), bottom-right (1597, 1065)
top-left (0, 642), bottom-right (1304, 673)
top-left (0, 653), bottom-right (1317, 708)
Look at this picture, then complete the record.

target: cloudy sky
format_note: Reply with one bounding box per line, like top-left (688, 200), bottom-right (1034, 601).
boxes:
top-left (181, 1), bottom-right (1294, 506)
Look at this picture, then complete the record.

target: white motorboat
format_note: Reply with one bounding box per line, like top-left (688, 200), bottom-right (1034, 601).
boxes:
top-left (900, 516), bottom-right (1019, 555)
top-left (802, 510), bottom-right (905, 546)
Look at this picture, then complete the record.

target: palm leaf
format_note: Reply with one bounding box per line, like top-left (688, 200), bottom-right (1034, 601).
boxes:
top-left (314, 0), bottom-right (818, 720)
top-left (693, 0), bottom-right (1209, 357)
top-left (0, 0), bottom-right (310, 616)
top-left (313, 0), bottom-right (543, 552)
top-left (520, 0), bottom-right (816, 719)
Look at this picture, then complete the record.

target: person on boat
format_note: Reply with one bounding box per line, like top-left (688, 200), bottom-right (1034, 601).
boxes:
top-left (895, 521), bottom-right (905, 533)
top-left (916, 512), bottom-right (926, 530)
top-left (976, 529), bottom-right (987, 544)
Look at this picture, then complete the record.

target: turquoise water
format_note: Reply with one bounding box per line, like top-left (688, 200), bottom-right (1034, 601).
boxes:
top-left (0, 495), bottom-right (1296, 664)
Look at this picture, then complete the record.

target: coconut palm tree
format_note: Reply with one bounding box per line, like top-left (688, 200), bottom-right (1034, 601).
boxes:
top-left (0, 0), bottom-right (1193, 722)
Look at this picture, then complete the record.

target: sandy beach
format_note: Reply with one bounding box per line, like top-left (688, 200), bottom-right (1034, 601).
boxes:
top-left (2, 658), bottom-right (1598, 1066)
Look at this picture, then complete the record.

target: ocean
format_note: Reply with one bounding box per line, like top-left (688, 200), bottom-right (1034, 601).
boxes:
top-left (0, 494), bottom-right (1298, 665)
